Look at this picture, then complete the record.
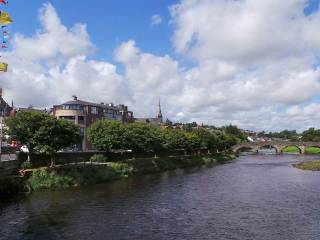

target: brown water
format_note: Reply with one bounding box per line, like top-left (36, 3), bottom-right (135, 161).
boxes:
top-left (1, 154), bottom-right (320, 240)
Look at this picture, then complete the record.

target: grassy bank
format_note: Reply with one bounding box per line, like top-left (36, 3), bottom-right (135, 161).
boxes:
top-left (282, 146), bottom-right (320, 154)
top-left (281, 146), bottom-right (300, 153)
top-left (305, 147), bottom-right (320, 154)
top-left (25, 153), bottom-right (235, 191)
top-left (293, 161), bottom-right (320, 171)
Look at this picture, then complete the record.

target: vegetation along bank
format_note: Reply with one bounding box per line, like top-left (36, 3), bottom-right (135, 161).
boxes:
top-left (0, 111), bottom-right (242, 194)
top-left (293, 161), bottom-right (320, 171)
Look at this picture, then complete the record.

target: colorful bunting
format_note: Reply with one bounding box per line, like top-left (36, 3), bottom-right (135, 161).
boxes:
top-left (0, 62), bottom-right (8, 72)
top-left (0, 1), bottom-right (11, 72)
top-left (0, 11), bottom-right (12, 25)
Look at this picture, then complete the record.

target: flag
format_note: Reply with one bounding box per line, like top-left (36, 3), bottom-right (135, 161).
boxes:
top-left (0, 12), bottom-right (12, 25)
top-left (0, 62), bottom-right (8, 72)
top-left (0, 0), bottom-right (8, 4)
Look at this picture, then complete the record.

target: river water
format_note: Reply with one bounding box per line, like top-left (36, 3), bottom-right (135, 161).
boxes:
top-left (1, 154), bottom-right (320, 240)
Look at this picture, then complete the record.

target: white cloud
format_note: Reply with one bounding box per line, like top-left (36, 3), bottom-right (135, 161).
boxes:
top-left (0, 3), bottom-right (129, 108)
top-left (167, 0), bottom-right (320, 131)
top-left (114, 40), bottom-right (183, 117)
top-left (2, 1), bottom-right (320, 132)
top-left (151, 14), bottom-right (162, 26)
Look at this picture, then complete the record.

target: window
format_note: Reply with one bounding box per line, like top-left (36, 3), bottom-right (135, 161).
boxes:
top-left (79, 127), bottom-right (85, 136)
top-left (78, 116), bottom-right (85, 124)
top-left (60, 116), bottom-right (75, 120)
top-left (63, 104), bottom-right (83, 110)
top-left (91, 106), bottom-right (98, 114)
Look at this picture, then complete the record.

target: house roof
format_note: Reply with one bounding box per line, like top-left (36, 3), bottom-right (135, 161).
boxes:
top-left (60, 99), bottom-right (125, 110)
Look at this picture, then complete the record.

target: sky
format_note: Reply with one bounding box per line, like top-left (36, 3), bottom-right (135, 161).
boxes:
top-left (1, 0), bottom-right (320, 132)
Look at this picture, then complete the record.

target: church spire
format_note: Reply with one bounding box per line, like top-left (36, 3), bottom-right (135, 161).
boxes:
top-left (157, 98), bottom-right (163, 123)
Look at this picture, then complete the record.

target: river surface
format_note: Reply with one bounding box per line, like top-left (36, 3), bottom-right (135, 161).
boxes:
top-left (1, 154), bottom-right (320, 240)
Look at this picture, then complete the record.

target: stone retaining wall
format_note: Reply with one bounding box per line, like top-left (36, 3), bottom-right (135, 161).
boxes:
top-left (1, 148), bottom-right (213, 176)
top-left (0, 160), bottom-right (20, 177)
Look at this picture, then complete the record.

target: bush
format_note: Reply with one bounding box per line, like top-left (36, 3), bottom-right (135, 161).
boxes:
top-left (27, 166), bottom-right (120, 190)
top-left (90, 154), bottom-right (107, 163)
top-left (20, 161), bottom-right (32, 170)
top-left (109, 162), bottom-right (134, 177)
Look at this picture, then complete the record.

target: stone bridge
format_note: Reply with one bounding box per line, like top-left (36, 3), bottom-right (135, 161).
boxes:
top-left (232, 141), bottom-right (320, 154)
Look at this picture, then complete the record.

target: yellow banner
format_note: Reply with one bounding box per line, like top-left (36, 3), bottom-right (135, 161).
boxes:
top-left (0, 62), bottom-right (8, 72)
top-left (0, 11), bottom-right (12, 25)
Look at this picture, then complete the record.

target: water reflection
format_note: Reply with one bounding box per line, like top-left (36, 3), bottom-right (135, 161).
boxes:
top-left (1, 154), bottom-right (320, 240)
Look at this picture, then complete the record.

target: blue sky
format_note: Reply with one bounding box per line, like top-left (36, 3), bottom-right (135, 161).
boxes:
top-left (7, 0), bottom-right (178, 61)
top-left (5, 0), bottom-right (320, 67)
top-left (2, 0), bottom-right (320, 131)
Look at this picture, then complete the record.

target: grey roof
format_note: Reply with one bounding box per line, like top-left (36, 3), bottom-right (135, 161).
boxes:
top-left (61, 99), bottom-right (124, 110)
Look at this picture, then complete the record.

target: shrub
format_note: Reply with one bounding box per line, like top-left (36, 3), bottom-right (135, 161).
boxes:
top-left (109, 162), bottom-right (134, 177)
top-left (20, 161), bottom-right (32, 170)
top-left (90, 154), bottom-right (107, 163)
top-left (27, 169), bottom-right (74, 190)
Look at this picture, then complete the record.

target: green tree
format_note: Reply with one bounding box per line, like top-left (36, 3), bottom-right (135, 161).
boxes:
top-left (5, 111), bottom-right (81, 166)
top-left (122, 123), bottom-right (165, 152)
top-left (215, 133), bottom-right (238, 152)
top-left (192, 128), bottom-right (214, 149)
top-left (162, 129), bottom-right (189, 150)
top-left (302, 128), bottom-right (320, 142)
top-left (183, 122), bottom-right (197, 132)
top-left (87, 120), bottom-right (125, 151)
top-left (223, 124), bottom-right (245, 141)
top-left (185, 131), bottom-right (201, 150)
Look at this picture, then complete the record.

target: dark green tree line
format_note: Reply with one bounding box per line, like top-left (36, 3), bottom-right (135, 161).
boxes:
top-left (88, 120), bottom-right (243, 153)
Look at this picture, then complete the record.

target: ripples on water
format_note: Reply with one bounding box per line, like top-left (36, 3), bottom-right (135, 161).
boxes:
top-left (1, 154), bottom-right (320, 240)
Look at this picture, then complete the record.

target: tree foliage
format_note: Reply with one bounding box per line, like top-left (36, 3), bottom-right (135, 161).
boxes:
top-left (5, 111), bottom-right (81, 165)
top-left (87, 120), bottom-right (125, 151)
top-left (162, 129), bottom-right (189, 150)
top-left (302, 128), bottom-right (320, 142)
top-left (88, 120), bottom-right (242, 153)
top-left (258, 129), bottom-right (299, 140)
top-left (223, 125), bottom-right (245, 141)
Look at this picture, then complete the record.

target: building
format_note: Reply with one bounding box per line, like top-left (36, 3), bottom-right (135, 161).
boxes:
top-left (10, 106), bottom-right (49, 116)
top-left (53, 96), bottom-right (134, 151)
top-left (135, 99), bottom-right (163, 125)
top-left (0, 88), bottom-right (12, 117)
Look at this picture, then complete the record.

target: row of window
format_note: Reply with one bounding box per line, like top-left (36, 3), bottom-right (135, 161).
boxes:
top-left (62, 104), bottom-right (127, 117)
top-left (63, 105), bottom-right (83, 110)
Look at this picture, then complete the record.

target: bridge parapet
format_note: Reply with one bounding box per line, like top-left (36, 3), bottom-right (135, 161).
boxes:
top-left (232, 141), bottom-right (320, 154)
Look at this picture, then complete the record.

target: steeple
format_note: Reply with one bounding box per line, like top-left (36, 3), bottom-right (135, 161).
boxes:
top-left (157, 98), bottom-right (163, 123)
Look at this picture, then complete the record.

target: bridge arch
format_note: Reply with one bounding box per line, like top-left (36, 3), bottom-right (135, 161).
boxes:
top-left (257, 145), bottom-right (279, 154)
top-left (280, 145), bottom-right (303, 154)
top-left (234, 146), bottom-right (257, 154)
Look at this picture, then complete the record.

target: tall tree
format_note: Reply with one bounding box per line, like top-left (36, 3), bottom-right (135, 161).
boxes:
top-left (5, 111), bottom-right (81, 166)
top-left (87, 120), bottom-right (125, 151)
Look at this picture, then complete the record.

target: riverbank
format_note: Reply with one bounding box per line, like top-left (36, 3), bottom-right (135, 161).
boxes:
top-left (293, 160), bottom-right (320, 171)
top-left (282, 146), bottom-right (320, 154)
top-left (0, 153), bottom-right (235, 194)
